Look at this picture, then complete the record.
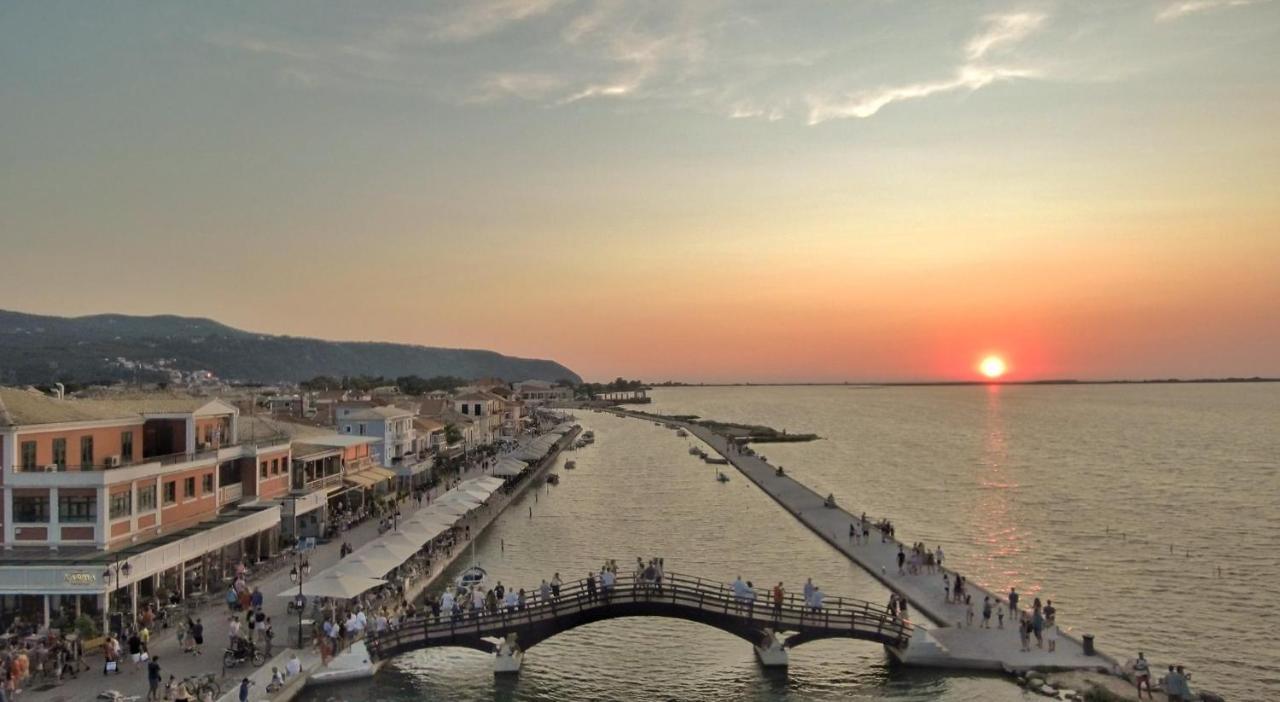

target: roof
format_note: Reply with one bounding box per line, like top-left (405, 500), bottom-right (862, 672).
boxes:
top-left (516, 379), bottom-right (553, 389)
top-left (413, 417), bottom-right (446, 433)
top-left (291, 442), bottom-right (343, 460)
top-left (0, 388), bottom-right (237, 427)
top-left (417, 399), bottom-right (449, 417)
top-left (343, 405), bottom-right (414, 421)
top-left (453, 391), bottom-right (504, 402)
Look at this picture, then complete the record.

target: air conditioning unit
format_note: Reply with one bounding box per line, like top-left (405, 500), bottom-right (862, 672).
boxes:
top-left (43, 464), bottom-right (59, 472)
top-left (104, 455), bottom-right (121, 468)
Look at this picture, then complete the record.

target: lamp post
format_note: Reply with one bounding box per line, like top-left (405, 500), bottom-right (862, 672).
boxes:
top-left (102, 557), bottom-right (133, 636)
top-left (289, 549), bottom-right (308, 649)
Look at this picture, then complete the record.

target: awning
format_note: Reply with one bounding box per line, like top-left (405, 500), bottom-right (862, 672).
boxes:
top-left (368, 467), bottom-right (396, 482)
top-left (491, 459), bottom-right (527, 477)
top-left (344, 473), bottom-right (377, 489)
top-left (332, 553), bottom-right (402, 579)
top-left (277, 572), bottom-right (385, 599)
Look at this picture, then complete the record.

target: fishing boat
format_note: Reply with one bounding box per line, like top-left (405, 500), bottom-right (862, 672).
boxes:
top-left (676, 428), bottom-right (688, 437)
top-left (716, 472), bottom-right (730, 482)
top-left (455, 541), bottom-right (487, 589)
top-left (564, 460), bottom-right (577, 470)
top-left (308, 641), bottom-right (380, 685)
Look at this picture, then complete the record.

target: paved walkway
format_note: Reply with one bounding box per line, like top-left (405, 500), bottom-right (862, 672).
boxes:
top-left (611, 408), bottom-right (1122, 674)
top-left (27, 457), bottom-right (502, 702)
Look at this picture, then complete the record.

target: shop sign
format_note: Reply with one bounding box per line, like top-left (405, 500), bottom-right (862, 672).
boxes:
top-left (63, 572), bottom-right (97, 585)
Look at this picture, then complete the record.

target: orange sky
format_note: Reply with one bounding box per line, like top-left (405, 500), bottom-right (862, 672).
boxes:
top-left (3, 2), bottom-right (1279, 382)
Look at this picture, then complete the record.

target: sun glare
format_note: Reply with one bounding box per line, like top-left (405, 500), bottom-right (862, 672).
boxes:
top-left (979, 355), bottom-right (1007, 379)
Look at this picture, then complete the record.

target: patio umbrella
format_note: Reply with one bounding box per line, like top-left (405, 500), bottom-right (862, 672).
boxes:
top-left (278, 572), bottom-right (384, 599)
top-left (429, 500), bottom-right (474, 517)
top-left (356, 540), bottom-right (421, 563)
top-left (379, 532), bottom-right (426, 555)
top-left (399, 520), bottom-right (450, 544)
top-left (332, 553), bottom-right (401, 579)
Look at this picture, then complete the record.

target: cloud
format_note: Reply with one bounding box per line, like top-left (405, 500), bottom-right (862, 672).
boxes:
top-left (806, 65), bottom-right (1039, 124)
top-left (1156, 0), bottom-right (1269, 21)
top-left (468, 72), bottom-right (567, 102)
top-left (432, 0), bottom-right (563, 41)
top-left (966, 12), bottom-right (1047, 60)
top-left (807, 10), bottom-right (1047, 124)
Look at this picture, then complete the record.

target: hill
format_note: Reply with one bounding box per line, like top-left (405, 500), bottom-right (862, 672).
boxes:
top-left (0, 309), bottom-right (580, 386)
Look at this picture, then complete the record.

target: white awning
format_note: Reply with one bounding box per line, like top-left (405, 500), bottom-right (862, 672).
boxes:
top-left (277, 572), bottom-right (384, 599)
top-left (332, 553), bottom-right (402, 579)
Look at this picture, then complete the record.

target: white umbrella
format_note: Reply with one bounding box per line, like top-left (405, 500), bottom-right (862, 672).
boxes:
top-left (278, 572), bottom-right (384, 599)
top-left (409, 507), bottom-right (461, 527)
top-left (491, 460), bottom-right (525, 477)
top-left (429, 500), bottom-right (473, 517)
top-left (470, 476), bottom-right (507, 490)
top-left (332, 553), bottom-right (401, 579)
top-left (439, 489), bottom-right (484, 506)
top-left (399, 520), bottom-right (450, 544)
top-left (458, 486), bottom-right (494, 502)
top-left (356, 540), bottom-right (420, 563)
top-left (379, 532), bottom-right (426, 555)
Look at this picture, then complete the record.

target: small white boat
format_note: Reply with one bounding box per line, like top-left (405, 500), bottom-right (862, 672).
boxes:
top-left (457, 564), bottom-right (488, 588)
top-left (308, 641), bottom-right (378, 685)
top-left (688, 446), bottom-right (700, 455)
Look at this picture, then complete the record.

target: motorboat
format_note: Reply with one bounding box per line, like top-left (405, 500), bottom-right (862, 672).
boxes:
top-left (688, 446), bottom-right (701, 455)
top-left (308, 641), bottom-right (379, 685)
top-left (456, 541), bottom-right (488, 589)
top-left (716, 472), bottom-right (730, 483)
top-left (564, 460), bottom-right (577, 470)
top-left (546, 473), bottom-right (560, 485)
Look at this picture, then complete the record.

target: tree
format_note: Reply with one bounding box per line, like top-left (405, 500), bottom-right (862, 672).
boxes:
top-left (444, 423), bottom-right (464, 445)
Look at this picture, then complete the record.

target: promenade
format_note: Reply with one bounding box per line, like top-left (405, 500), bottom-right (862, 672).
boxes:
top-left (26, 454), bottom-right (518, 702)
top-left (608, 409), bottom-right (1122, 675)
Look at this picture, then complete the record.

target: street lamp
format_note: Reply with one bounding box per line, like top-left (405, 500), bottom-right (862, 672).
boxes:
top-left (290, 549), bottom-right (308, 648)
top-left (102, 558), bottom-right (132, 636)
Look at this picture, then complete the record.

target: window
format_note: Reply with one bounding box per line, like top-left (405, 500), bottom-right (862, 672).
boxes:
top-left (138, 485), bottom-right (156, 511)
top-left (163, 481), bottom-right (177, 505)
top-left (14, 495), bottom-right (49, 522)
top-left (184, 477), bottom-right (196, 498)
top-left (358, 424), bottom-right (365, 435)
top-left (461, 404), bottom-right (469, 415)
top-left (109, 491), bottom-right (132, 519)
top-left (474, 403), bottom-right (482, 416)
top-left (20, 441), bottom-right (37, 471)
top-left (80, 436), bottom-right (94, 469)
top-left (271, 458), bottom-right (280, 475)
top-left (52, 438), bottom-right (67, 469)
top-left (120, 431), bottom-right (134, 462)
top-left (260, 461), bottom-right (268, 478)
top-left (202, 474), bottom-right (214, 494)
top-left (58, 496), bottom-right (95, 523)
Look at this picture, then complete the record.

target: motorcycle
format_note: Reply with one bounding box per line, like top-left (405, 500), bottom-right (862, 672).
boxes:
top-left (223, 636), bottom-right (265, 669)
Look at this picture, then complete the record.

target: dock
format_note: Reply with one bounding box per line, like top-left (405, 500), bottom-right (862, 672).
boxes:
top-left (608, 407), bottom-right (1123, 675)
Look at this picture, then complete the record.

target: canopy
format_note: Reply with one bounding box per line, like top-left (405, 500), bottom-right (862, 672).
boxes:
top-left (414, 505), bottom-right (464, 525)
top-left (439, 488), bottom-right (485, 506)
top-left (278, 572), bottom-right (385, 599)
top-left (332, 553), bottom-right (401, 579)
top-left (429, 500), bottom-right (474, 517)
top-left (399, 520), bottom-right (451, 544)
top-left (471, 476), bottom-right (506, 490)
top-left (491, 458), bottom-right (527, 477)
top-left (379, 532), bottom-right (426, 555)
top-left (458, 486), bottom-right (494, 502)
top-left (354, 540), bottom-right (421, 563)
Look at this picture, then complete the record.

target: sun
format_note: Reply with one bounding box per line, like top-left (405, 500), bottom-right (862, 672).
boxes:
top-left (979, 355), bottom-right (1007, 380)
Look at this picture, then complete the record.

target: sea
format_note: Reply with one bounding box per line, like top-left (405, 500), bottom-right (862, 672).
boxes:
top-left (299, 383), bottom-right (1279, 702)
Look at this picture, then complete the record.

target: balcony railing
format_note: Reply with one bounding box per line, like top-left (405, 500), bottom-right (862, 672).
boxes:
top-left (293, 472), bottom-right (343, 493)
top-left (12, 433), bottom-right (290, 473)
top-left (218, 482), bottom-right (243, 505)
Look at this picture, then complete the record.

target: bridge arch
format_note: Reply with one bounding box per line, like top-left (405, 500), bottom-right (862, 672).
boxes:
top-left (366, 572), bottom-right (911, 662)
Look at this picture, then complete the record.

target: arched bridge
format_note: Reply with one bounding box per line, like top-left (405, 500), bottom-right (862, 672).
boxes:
top-left (365, 572), bottom-right (912, 666)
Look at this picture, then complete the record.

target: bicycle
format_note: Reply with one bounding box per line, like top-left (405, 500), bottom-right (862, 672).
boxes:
top-left (182, 672), bottom-right (222, 699)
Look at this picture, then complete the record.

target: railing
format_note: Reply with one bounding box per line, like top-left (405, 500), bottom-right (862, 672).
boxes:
top-left (294, 472), bottom-right (344, 492)
top-left (11, 434), bottom-right (291, 473)
top-left (367, 571), bottom-right (913, 658)
top-left (218, 482), bottom-right (243, 505)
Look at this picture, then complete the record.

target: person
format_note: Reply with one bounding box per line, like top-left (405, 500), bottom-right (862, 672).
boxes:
top-left (772, 583), bottom-right (784, 615)
top-left (286, 653), bottom-right (302, 678)
top-left (250, 587), bottom-right (264, 611)
top-left (128, 629), bottom-right (143, 667)
top-left (897, 546), bottom-right (906, 575)
top-left (1132, 652), bottom-right (1152, 699)
top-left (228, 615), bottom-right (241, 649)
top-left (539, 579), bottom-right (552, 605)
top-left (1018, 612), bottom-right (1031, 652)
top-left (267, 666), bottom-right (285, 692)
top-left (262, 617), bottom-right (274, 656)
top-left (802, 578), bottom-right (815, 606)
top-left (732, 576), bottom-right (751, 610)
top-left (981, 596), bottom-right (992, 628)
top-left (1046, 616), bottom-right (1057, 653)
top-left (173, 678), bottom-right (192, 702)
top-left (585, 572), bottom-right (597, 602)
top-left (935, 545), bottom-right (944, 569)
top-left (1008, 587), bottom-right (1019, 616)
top-left (965, 599), bottom-right (975, 627)
top-left (1167, 665), bottom-right (1192, 702)
top-left (192, 618), bottom-right (204, 655)
top-left (808, 586), bottom-right (824, 612)
top-left (176, 619), bottom-right (187, 654)
top-left (146, 656), bottom-right (161, 701)
top-left (238, 677), bottom-right (253, 702)
top-left (551, 573), bottom-right (562, 599)
top-left (1031, 605), bottom-right (1044, 648)
top-left (996, 606), bottom-right (1005, 629)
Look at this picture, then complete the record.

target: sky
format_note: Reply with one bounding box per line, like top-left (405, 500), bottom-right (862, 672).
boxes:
top-left (2, 1), bottom-right (1278, 383)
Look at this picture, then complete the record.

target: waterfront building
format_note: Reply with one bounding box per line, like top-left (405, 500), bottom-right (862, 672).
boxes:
top-left (337, 404), bottom-right (416, 468)
top-left (452, 392), bottom-right (505, 446)
top-left (0, 387), bottom-right (290, 634)
top-left (514, 380), bottom-right (574, 406)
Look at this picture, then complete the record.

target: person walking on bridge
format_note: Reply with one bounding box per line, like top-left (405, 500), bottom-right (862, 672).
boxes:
top-left (586, 572), bottom-right (597, 602)
top-left (551, 573), bottom-right (563, 600)
top-left (897, 546), bottom-right (906, 575)
top-left (772, 583), bottom-right (784, 618)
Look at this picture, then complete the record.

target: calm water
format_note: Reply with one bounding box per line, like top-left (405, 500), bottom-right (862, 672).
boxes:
top-left (302, 384), bottom-right (1278, 701)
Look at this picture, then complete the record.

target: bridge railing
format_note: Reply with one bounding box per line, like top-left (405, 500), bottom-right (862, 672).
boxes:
top-left (367, 570), bottom-right (913, 658)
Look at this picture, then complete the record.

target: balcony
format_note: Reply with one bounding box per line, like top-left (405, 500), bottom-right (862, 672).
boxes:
top-left (293, 472), bottom-right (343, 494)
top-left (218, 482), bottom-right (243, 505)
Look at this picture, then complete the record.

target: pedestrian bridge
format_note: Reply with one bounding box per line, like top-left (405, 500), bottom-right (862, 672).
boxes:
top-left (365, 572), bottom-right (913, 670)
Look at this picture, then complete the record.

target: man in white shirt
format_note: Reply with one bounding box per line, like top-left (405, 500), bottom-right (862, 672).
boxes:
top-left (285, 653), bottom-right (302, 678)
top-left (441, 591), bottom-right (456, 620)
top-left (732, 576), bottom-right (751, 609)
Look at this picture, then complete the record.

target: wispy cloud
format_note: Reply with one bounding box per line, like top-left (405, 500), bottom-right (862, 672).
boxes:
top-left (807, 65), bottom-right (1039, 124)
top-left (468, 72), bottom-right (567, 103)
top-left (966, 12), bottom-right (1047, 60)
top-left (431, 0), bottom-right (564, 41)
top-left (806, 11), bottom-right (1047, 124)
top-left (1156, 0), bottom-right (1269, 21)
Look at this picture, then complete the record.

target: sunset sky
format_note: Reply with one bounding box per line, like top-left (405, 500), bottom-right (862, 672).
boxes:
top-left (2, 1), bottom-right (1278, 382)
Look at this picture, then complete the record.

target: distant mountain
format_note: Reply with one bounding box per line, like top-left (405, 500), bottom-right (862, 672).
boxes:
top-left (0, 309), bottom-right (581, 386)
